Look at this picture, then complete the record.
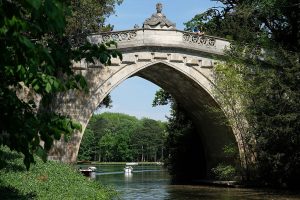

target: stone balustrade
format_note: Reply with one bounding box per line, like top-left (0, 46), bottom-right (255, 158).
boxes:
top-left (88, 29), bottom-right (229, 55)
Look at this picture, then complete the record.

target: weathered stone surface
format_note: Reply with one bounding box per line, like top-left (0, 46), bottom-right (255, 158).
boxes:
top-left (169, 54), bottom-right (184, 63)
top-left (137, 53), bottom-right (152, 62)
top-left (201, 59), bottom-right (214, 68)
top-left (153, 52), bottom-right (168, 60)
top-left (122, 54), bottom-right (136, 64)
top-left (186, 59), bottom-right (200, 66)
top-left (109, 57), bottom-right (121, 66)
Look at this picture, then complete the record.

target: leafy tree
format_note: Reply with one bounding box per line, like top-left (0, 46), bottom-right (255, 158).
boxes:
top-left (78, 112), bottom-right (167, 162)
top-left (80, 113), bottom-right (140, 161)
top-left (98, 94), bottom-right (113, 109)
top-left (77, 128), bottom-right (95, 161)
top-left (66, 0), bottom-right (123, 36)
top-left (0, 0), bottom-right (121, 169)
top-left (211, 143), bottom-right (239, 180)
top-left (132, 118), bottom-right (166, 162)
top-left (187, 0), bottom-right (300, 187)
top-left (99, 132), bottom-right (115, 162)
top-left (114, 133), bottom-right (133, 161)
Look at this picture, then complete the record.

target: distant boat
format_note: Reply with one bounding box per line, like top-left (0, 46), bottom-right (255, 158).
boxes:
top-left (79, 166), bottom-right (97, 177)
top-left (79, 168), bottom-right (92, 176)
top-left (124, 166), bottom-right (133, 173)
top-left (126, 162), bottom-right (138, 166)
top-left (88, 166), bottom-right (97, 171)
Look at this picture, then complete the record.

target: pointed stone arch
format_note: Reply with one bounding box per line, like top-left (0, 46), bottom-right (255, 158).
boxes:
top-left (48, 16), bottom-right (248, 177)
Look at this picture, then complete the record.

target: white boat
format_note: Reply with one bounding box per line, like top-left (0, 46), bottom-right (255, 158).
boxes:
top-left (88, 166), bottom-right (97, 171)
top-left (124, 166), bottom-right (133, 173)
top-left (79, 166), bottom-right (97, 177)
top-left (79, 168), bottom-right (92, 176)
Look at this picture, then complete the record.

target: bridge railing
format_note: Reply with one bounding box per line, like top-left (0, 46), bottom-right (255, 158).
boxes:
top-left (87, 29), bottom-right (230, 55)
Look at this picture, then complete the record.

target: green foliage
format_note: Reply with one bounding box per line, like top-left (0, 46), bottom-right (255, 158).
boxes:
top-left (152, 89), bottom-right (173, 106)
top-left (212, 164), bottom-right (236, 181)
top-left (185, 0), bottom-right (300, 48)
top-left (98, 94), bottom-right (113, 109)
top-left (0, 0), bottom-right (121, 169)
top-left (0, 146), bottom-right (117, 199)
top-left (213, 60), bottom-right (257, 174)
top-left (132, 118), bottom-right (166, 162)
top-left (223, 143), bottom-right (238, 158)
top-left (78, 112), bottom-right (167, 162)
top-left (189, 0), bottom-right (300, 187)
top-left (77, 128), bottom-right (95, 161)
top-left (66, 0), bottom-right (123, 35)
top-left (211, 144), bottom-right (239, 181)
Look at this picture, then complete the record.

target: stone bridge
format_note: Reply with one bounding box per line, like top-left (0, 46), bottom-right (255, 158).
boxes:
top-left (49, 4), bottom-right (245, 176)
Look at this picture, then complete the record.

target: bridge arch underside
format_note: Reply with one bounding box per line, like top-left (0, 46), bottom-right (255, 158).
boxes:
top-left (102, 61), bottom-right (237, 180)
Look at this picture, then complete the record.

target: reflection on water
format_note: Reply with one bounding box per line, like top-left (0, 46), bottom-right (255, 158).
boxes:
top-left (91, 165), bottom-right (300, 200)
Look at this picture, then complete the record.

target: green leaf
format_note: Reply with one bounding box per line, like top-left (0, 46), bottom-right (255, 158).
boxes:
top-left (71, 120), bottom-right (82, 131)
top-left (0, 26), bottom-right (8, 34)
top-left (4, 66), bottom-right (14, 76)
top-left (35, 145), bottom-right (48, 162)
top-left (19, 36), bottom-right (34, 49)
top-left (52, 79), bottom-right (60, 90)
top-left (45, 83), bottom-right (51, 93)
top-left (33, 84), bottom-right (40, 91)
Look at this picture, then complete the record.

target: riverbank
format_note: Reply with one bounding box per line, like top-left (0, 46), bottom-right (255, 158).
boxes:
top-left (0, 147), bottom-right (117, 199)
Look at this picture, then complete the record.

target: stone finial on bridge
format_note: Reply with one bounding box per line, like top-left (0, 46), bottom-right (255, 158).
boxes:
top-left (143, 3), bottom-right (176, 30)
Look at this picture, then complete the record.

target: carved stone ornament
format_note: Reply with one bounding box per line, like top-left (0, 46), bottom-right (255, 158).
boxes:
top-left (143, 3), bottom-right (176, 29)
top-left (100, 30), bottom-right (137, 42)
top-left (183, 33), bottom-right (216, 47)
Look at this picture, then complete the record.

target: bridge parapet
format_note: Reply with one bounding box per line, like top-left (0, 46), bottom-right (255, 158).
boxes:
top-left (88, 29), bottom-right (230, 56)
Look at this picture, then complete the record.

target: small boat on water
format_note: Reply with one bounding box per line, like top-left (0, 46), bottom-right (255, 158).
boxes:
top-left (124, 166), bottom-right (133, 173)
top-left (79, 166), bottom-right (97, 177)
top-left (79, 168), bottom-right (92, 176)
top-left (88, 166), bottom-right (97, 171)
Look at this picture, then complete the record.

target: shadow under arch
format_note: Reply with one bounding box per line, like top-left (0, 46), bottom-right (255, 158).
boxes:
top-left (93, 61), bottom-right (238, 179)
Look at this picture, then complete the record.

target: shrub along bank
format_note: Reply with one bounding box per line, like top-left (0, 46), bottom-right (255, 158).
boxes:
top-left (0, 146), bottom-right (116, 200)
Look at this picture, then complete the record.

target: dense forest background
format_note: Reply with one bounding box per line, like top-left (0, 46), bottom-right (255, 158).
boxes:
top-left (78, 112), bottom-right (167, 162)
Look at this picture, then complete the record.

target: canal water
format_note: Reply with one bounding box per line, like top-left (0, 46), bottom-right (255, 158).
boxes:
top-left (90, 164), bottom-right (300, 200)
